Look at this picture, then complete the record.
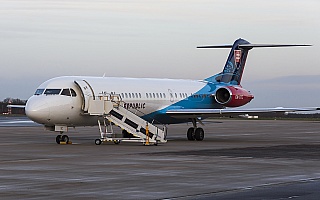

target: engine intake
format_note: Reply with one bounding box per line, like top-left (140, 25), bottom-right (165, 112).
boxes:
top-left (215, 86), bottom-right (254, 107)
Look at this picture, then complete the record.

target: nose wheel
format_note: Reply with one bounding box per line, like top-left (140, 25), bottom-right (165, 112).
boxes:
top-left (56, 134), bottom-right (70, 144)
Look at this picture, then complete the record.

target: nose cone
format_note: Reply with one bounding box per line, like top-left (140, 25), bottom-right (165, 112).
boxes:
top-left (25, 96), bottom-right (50, 124)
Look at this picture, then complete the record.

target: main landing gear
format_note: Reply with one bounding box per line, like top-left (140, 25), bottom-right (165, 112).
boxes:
top-left (56, 132), bottom-right (70, 144)
top-left (187, 119), bottom-right (205, 141)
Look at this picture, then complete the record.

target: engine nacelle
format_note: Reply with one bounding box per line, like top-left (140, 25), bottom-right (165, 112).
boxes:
top-left (215, 86), bottom-right (254, 107)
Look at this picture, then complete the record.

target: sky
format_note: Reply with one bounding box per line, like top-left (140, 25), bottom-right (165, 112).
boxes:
top-left (0, 0), bottom-right (319, 107)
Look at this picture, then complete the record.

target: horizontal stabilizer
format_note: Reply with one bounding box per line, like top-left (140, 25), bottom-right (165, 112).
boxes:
top-left (197, 45), bottom-right (233, 48)
top-left (198, 44), bottom-right (312, 49)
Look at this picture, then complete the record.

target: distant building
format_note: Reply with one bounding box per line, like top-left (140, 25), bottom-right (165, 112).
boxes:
top-left (239, 114), bottom-right (259, 119)
top-left (0, 100), bottom-right (26, 115)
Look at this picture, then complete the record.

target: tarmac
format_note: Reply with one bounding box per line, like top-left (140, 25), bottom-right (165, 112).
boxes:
top-left (0, 117), bottom-right (320, 199)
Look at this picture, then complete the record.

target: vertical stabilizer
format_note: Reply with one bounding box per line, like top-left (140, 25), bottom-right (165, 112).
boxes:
top-left (200, 38), bottom-right (251, 85)
top-left (219, 38), bottom-right (250, 85)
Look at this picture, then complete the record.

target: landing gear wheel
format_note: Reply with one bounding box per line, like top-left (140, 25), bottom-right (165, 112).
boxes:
top-left (95, 139), bottom-right (102, 145)
top-left (195, 128), bottom-right (204, 141)
top-left (61, 135), bottom-right (69, 143)
top-left (114, 140), bottom-right (121, 145)
top-left (56, 135), bottom-right (62, 144)
top-left (187, 127), bottom-right (195, 141)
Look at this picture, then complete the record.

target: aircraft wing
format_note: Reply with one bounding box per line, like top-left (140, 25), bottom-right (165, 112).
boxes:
top-left (7, 105), bottom-right (26, 108)
top-left (166, 107), bottom-right (320, 118)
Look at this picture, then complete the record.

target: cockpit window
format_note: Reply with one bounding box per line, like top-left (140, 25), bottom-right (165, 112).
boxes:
top-left (61, 89), bottom-right (71, 96)
top-left (44, 89), bottom-right (61, 95)
top-left (70, 89), bottom-right (77, 97)
top-left (34, 89), bottom-right (44, 95)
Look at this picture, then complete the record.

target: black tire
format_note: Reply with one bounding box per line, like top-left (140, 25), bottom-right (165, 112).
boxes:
top-left (61, 135), bottom-right (69, 143)
top-left (187, 127), bottom-right (195, 141)
top-left (95, 139), bottom-right (102, 145)
top-left (195, 128), bottom-right (204, 141)
top-left (56, 135), bottom-right (62, 144)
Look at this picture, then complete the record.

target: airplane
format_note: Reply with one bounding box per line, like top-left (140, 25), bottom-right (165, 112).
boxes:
top-left (24, 38), bottom-right (319, 144)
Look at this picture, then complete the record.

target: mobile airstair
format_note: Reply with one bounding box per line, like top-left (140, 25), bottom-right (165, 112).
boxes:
top-left (86, 94), bottom-right (167, 145)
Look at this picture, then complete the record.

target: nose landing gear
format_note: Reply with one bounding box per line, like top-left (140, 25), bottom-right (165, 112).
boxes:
top-left (55, 132), bottom-right (71, 144)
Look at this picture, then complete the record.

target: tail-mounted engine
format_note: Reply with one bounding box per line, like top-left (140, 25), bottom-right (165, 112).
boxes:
top-left (215, 86), bottom-right (254, 107)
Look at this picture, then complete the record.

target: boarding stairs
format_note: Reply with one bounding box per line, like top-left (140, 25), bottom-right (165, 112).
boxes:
top-left (86, 94), bottom-right (167, 145)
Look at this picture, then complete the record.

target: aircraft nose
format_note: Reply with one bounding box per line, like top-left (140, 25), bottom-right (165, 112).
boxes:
top-left (25, 96), bottom-right (50, 124)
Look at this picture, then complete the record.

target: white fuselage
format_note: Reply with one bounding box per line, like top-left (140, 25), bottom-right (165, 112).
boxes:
top-left (26, 76), bottom-right (222, 127)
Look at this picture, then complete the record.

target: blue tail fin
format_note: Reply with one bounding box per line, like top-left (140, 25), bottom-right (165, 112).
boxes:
top-left (203, 38), bottom-right (251, 85)
top-left (219, 38), bottom-right (250, 85)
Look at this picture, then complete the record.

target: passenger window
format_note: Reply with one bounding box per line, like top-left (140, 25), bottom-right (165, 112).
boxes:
top-left (153, 93), bottom-right (155, 98)
top-left (139, 93), bottom-right (141, 98)
top-left (129, 93), bottom-right (131, 98)
top-left (156, 93), bottom-right (159, 98)
top-left (149, 93), bottom-right (152, 98)
top-left (159, 93), bottom-right (162, 98)
top-left (61, 89), bottom-right (71, 96)
top-left (34, 89), bottom-right (44, 95)
top-left (125, 93), bottom-right (128, 99)
top-left (163, 93), bottom-right (166, 98)
top-left (146, 93), bottom-right (148, 98)
top-left (175, 93), bottom-right (177, 98)
top-left (44, 89), bottom-right (61, 95)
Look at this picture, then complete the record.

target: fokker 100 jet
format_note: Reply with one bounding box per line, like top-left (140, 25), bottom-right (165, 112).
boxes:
top-left (24, 38), bottom-right (319, 145)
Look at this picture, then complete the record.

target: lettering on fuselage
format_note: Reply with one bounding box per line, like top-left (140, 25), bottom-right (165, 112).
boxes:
top-left (99, 91), bottom-right (113, 96)
top-left (124, 102), bottom-right (146, 109)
